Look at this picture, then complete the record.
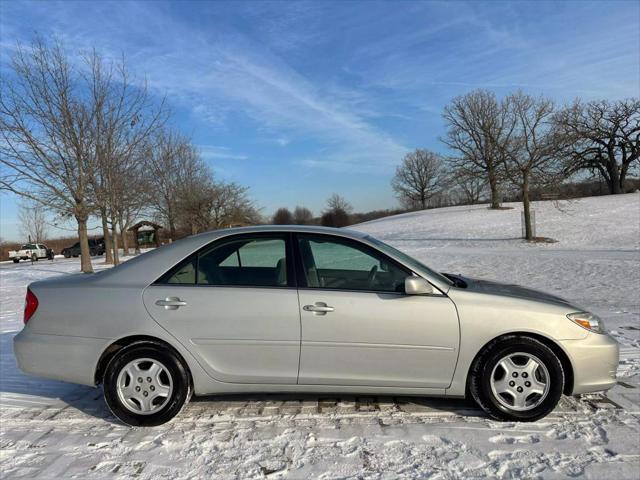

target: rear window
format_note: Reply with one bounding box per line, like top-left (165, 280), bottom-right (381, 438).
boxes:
top-left (156, 235), bottom-right (289, 288)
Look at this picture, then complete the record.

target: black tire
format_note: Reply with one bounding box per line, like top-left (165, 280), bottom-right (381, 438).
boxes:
top-left (469, 335), bottom-right (564, 422)
top-left (32, 254), bottom-right (38, 262)
top-left (103, 342), bottom-right (192, 427)
top-left (64, 251), bottom-right (70, 258)
top-left (12, 258), bottom-right (19, 263)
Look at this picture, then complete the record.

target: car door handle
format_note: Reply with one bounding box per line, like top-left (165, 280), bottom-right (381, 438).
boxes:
top-left (303, 302), bottom-right (334, 315)
top-left (155, 297), bottom-right (187, 310)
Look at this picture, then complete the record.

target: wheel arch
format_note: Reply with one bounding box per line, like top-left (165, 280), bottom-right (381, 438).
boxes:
top-left (94, 335), bottom-right (193, 388)
top-left (465, 332), bottom-right (574, 396)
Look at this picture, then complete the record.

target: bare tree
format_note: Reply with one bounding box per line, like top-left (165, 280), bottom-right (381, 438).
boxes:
top-left (293, 206), bottom-right (313, 224)
top-left (18, 201), bottom-right (49, 242)
top-left (176, 151), bottom-right (218, 235)
top-left (145, 131), bottom-right (194, 240)
top-left (555, 98), bottom-right (639, 194)
top-left (151, 139), bottom-right (260, 236)
top-left (391, 149), bottom-right (446, 209)
top-left (208, 181), bottom-right (260, 229)
top-left (272, 208), bottom-right (293, 224)
top-left (321, 194), bottom-right (352, 227)
top-left (326, 194), bottom-right (352, 213)
top-left (86, 50), bottom-right (166, 265)
top-left (502, 92), bottom-right (566, 240)
top-left (442, 90), bottom-right (514, 209)
top-left (0, 38), bottom-right (95, 272)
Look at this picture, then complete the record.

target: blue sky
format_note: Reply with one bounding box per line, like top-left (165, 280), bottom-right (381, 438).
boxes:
top-left (1, 0), bottom-right (638, 241)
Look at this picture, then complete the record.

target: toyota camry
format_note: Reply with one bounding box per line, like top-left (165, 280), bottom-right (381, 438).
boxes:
top-left (14, 226), bottom-right (619, 426)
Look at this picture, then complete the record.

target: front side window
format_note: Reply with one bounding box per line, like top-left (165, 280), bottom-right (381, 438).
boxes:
top-left (157, 235), bottom-right (289, 288)
top-left (297, 234), bottom-right (408, 292)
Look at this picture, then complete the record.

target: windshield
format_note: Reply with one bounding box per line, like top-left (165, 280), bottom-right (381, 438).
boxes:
top-left (365, 236), bottom-right (453, 287)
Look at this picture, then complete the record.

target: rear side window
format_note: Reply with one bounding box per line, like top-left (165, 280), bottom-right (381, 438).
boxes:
top-left (156, 235), bottom-right (289, 288)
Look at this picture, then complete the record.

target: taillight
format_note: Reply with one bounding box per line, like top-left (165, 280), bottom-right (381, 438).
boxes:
top-left (24, 288), bottom-right (38, 325)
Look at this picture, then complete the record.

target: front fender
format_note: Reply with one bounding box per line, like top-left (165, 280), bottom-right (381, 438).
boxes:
top-left (444, 289), bottom-right (587, 396)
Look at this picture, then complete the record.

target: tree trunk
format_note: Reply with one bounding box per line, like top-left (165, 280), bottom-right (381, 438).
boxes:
top-left (100, 208), bottom-right (114, 264)
top-left (522, 174), bottom-right (533, 241)
top-left (488, 170), bottom-right (500, 208)
top-left (618, 165), bottom-right (628, 194)
top-left (119, 217), bottom-right (129, 256)
top-left (111, 223), bottom-right (120, 266)
top-left (77, 216), bottom-right (94, 273)
top-left (606, 161), bottom-right (623, 194)
top-left (169, 217), bottom-right (177, 241)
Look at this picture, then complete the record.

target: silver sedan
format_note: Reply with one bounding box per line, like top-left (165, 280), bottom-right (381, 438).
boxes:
top-left (14, 226), bottom-right (619, 426)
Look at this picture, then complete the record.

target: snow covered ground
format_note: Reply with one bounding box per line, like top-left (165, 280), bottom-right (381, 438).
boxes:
top-left (1, 193), bottom-right (639, 479)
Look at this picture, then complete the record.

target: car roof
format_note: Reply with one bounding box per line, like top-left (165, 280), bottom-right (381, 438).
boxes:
top-left (94, 225), bottom-right (368, 286)
top-left (189, 224), bottom-right (369, 240)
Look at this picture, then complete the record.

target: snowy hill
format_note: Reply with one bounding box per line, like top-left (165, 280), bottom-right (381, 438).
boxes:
top-left (353, 192), bottom-right (640, 250)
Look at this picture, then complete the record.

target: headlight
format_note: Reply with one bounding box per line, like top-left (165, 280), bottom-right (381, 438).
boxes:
top-left (567, 312), bottom-right (606, 334)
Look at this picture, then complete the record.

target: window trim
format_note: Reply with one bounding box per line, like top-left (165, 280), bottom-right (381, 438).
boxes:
top-left (153, 232), bottom-right (296, 289)
top-left (292, 232), bottom-right (412, 294)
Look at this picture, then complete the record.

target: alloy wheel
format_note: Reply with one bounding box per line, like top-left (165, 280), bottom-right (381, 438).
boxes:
top-left (490, 352), bottom-right (550, 411)
top-left (116, 358), bottom-right (173, 415)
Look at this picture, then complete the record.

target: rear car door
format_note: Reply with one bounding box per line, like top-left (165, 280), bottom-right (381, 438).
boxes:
top-left (143, 233), bottom-right (301, 384)
top-left (295, 233), bottom-right (460, 388)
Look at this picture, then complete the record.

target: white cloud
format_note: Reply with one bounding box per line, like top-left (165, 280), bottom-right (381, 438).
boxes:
top-left (198, 145), bottom-right (248, 161)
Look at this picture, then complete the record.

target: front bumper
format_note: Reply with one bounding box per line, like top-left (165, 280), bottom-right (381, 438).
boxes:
top-left (13, 330), bottom-right (106, 387)
top-left (560, 333), bottom-right (619, 395)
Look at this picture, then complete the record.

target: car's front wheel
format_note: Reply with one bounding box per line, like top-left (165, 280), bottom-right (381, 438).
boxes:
top-left (469, 335), bottom-right (564, 422)
top-left (103, 342), bottom-right (192, 426)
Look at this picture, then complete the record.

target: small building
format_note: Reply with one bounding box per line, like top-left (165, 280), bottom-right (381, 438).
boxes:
top-left (128, 221), bottom-right (163, 253)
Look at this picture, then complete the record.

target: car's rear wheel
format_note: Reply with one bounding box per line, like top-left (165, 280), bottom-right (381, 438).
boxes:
top-left (32, 254), bottom-right (38, 261)
top-left (12, 258), bottom-right (19, 263)
top-left (103, 342), bottom-right (192, 426)
top-left (469, 335), bottom-right (564, 422)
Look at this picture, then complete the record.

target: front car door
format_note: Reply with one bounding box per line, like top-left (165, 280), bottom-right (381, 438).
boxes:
top-left (143, 233), bottom-right (301, 384)
top-left (295, 233), bottom-right (460, 388)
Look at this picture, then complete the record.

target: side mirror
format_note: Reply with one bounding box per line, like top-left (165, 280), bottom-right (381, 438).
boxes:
top-left (404, 276), bottom-right (434, 295)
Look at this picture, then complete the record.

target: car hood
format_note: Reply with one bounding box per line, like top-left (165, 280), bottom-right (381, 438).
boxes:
top-left (445, 274), bottom-right (579, 309)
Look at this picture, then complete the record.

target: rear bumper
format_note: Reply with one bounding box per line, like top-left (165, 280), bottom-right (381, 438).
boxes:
top-left (560, 333), bottom-right (619, 395)
top-left (13, 330), bottom-right (105, 386)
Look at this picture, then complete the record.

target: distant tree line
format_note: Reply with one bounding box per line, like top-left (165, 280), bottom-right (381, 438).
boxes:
top-left (0, 38), bottom-right (258, 272)
top-left (271, 194), bottom-right (354, 228)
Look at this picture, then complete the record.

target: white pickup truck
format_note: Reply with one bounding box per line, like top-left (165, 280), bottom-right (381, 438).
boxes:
top-left (8, 244), bottom-right (51, 263)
